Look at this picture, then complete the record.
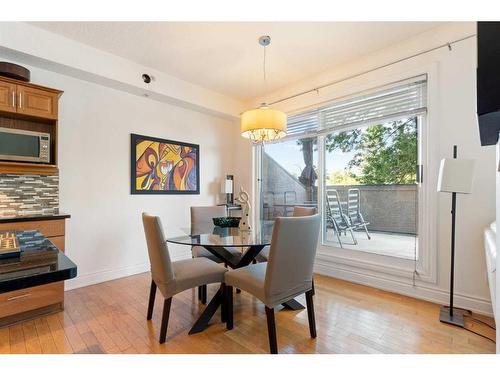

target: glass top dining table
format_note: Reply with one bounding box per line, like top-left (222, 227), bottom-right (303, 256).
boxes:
top-left (167, 220), bottom-right (274, 247)
top-left (166, 220), bottom-right (305, 335)
top-left (167, 220), bottom-right (274, 269)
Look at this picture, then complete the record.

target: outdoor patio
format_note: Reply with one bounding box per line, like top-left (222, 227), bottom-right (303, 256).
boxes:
top-left (323, 228), bottom-right (417, 259)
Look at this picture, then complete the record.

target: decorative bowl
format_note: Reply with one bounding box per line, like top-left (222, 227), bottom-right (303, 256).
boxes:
top-left (212, 217), bottom-right (241, 228)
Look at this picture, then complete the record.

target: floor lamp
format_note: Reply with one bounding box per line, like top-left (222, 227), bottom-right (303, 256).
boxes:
top-left (437, 145), bottom-right (475, 327)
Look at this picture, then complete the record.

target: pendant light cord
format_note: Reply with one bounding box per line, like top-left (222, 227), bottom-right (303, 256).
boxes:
top-left (263, 43), bottom-right (268, 94)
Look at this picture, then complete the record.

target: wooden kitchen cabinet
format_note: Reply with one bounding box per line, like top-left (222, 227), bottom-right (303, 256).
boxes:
top-left (0, 216), bottom-right (70, 327)
top-left (0, 76), bottom-right (62, 175)
top-left (0, 76), bottom-right (61, 120)
top-left (0, 81), bottom-right (16, 114)
top-left (17, 85), bottom-right (59, 120)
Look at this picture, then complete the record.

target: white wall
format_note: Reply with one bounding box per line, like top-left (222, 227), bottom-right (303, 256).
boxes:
top-left (244, 23), bottom-right (496, 315)
top-left (1, 60), bottom-right (238, 289)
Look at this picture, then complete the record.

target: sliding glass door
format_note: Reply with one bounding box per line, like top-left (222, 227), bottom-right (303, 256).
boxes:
top-left (322, 117), bottom-right (419, 260)
top-left (256, 75), bottom-right (429, 278)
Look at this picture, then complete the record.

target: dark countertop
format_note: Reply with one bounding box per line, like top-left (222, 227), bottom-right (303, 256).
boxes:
top-left (0, 213), bottom-right (71, 224)
top-left (0, 230), bottom-right (77, 293)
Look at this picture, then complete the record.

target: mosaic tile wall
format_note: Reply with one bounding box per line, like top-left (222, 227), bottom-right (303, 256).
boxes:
top-left (0, 174), bottom-right (59, 217)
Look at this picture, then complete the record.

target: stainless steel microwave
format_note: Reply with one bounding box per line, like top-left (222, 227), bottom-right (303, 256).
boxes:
top-left (0, 127), bottom-right (50, 163)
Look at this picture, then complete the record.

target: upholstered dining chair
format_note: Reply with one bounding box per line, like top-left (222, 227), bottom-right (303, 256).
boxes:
top-left (256, 206), bottom-right (317, 262)
top-left (142, 213), bottom-right (227, 343)
top-left (190, 206), bottom-right (242, 303)
top-left (224, 214), bottom-right (321, 354)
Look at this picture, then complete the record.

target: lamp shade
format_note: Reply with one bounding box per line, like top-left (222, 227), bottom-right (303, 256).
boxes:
top-left (221, 179), bottom-right (233, 194)
top-left (241, 105), bottom-right (287, 143)
top-left (437, 158), bottom-right (475, 194)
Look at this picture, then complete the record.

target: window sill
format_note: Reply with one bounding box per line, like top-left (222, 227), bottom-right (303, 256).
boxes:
top-left (315, 244), bottom-right (436, 284)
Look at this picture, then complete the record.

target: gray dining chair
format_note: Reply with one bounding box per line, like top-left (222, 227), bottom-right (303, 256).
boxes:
top-left (224, 214), bottom-right (321, 354)
top-left (191, 206), bottom-right (242, 303)
top-left (142, 213), bottom-right (228, 343)
top-left (256, 206), bottom-right (317, 262)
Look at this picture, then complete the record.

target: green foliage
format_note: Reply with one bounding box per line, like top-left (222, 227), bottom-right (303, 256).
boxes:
top-left (327, 170), bottom-right (359, 185)
top-left (325, 118), bottom-right (418, 185)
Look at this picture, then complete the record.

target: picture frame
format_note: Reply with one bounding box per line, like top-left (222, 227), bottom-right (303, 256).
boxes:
top-left (131, 133), bottom-right (200, 195)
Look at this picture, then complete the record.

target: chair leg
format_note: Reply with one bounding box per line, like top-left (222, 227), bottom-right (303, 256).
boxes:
top-left (226, 285), bottom-right (233, 330)
top-left (305, 290), bottom-right (317, 338)
top-left (311, 278), bottom-right (315, 296)
top-left (147, 280), bottom-right (157, 320)
top-left (335, 229), bottom-right (344, 248)
top-left (200, 285), bottom-right (207, 304)
top-left (363, 224), bottom-right (371, 240)
top-left (265, 306), bottom-right (278, 354)
top-left (348, 227), bottom-right (357, 245)
top-left (159, 297), bottom-right (172, 344)
top-left (359, 213), bottom-right (371, 240)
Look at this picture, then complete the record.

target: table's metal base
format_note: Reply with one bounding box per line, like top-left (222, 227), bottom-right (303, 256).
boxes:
top-left (282, 299), bottom-right (305, 310)
top-left (189, 288), bottom-right (305, 335)
top-left (189, 288), bottom-right (224, 335)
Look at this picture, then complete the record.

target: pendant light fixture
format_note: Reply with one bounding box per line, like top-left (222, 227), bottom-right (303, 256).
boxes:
top-left (241, 36), bottom-right (287, 144)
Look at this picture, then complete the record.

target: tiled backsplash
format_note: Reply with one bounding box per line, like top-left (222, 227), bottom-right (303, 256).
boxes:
top-left (0, 174), bottom-right (59, 217)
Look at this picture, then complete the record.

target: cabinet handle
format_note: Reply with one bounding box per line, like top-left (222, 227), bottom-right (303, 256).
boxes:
top-left (7, 293), bottom-right (32, 301)
top-left (18, 92), bottom-right (22, 108)
top-left (11, 91), bottom-right (15, 107)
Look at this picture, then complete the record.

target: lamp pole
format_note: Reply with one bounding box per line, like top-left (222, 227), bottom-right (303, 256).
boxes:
top-left (439, 144), bottom-right (470, 327)
top-left (448, 145), bottom-right (457, 317)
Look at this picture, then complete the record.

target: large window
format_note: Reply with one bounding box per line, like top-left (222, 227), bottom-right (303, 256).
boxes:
top-left (259, 75), bottom-right (427, 267)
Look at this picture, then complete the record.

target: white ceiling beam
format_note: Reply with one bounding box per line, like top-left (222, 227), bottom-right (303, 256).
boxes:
top-left (0, 22), bottom-right (244, 119)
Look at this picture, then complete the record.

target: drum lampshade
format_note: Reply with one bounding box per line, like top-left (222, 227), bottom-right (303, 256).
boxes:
top-left (241, 105), bottom-right (287, 143)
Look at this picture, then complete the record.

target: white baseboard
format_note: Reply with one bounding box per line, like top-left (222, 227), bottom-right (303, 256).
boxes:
top-left (314, 259), bottom-right (494, 317)
top-left (65, 262), bottom-right (150, 290)
top-left (65, 252), bottom-right (190, 291)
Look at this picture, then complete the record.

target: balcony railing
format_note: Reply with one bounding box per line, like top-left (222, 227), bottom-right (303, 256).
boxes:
top-left (263, 184), bottom-right (417, 236)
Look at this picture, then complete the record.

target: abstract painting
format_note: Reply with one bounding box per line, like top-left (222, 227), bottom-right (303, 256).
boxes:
top-left (131, 133), bottom-right (199, 194)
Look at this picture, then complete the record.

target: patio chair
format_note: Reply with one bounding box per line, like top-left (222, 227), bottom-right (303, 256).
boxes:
top-left (263, 191), bottom-right (276, 220)
top-left (347, 188), bottom-right (371, 240)
top-left (284, 190), bottom-right (297, 217)
top-left (325, 189), bottom-right (357, 248)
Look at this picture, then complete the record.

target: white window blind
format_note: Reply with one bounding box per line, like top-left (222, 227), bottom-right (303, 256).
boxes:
top-left (285, 75), bottom-right (427, 139)
top-left (286, 110), bottom-right (320, 137)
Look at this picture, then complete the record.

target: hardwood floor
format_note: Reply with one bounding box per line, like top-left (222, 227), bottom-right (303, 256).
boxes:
top-left (0, 273), bottom-right (495, 354)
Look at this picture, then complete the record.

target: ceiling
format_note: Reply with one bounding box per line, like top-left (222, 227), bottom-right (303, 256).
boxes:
top-left (30, 22), bottom-right (445, 101)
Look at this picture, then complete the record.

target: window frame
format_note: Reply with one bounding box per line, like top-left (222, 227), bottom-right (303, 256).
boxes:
top-left (254, 66), bottom-right (439, 285)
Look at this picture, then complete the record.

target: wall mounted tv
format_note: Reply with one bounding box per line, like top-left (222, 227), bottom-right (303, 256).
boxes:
top-left (477, 21), bottom-right (500, 146)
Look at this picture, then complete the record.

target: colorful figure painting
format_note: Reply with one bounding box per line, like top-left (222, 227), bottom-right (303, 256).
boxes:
top-left (131, 134), bottom-right (200, 194)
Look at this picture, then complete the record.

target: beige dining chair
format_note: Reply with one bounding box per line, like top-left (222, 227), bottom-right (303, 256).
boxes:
top-left (191, 206), bottom-right (243, 303)
top-left (256, 206), bottom-right (317, 262)
top-left (224, 214), bottom-right (321, 354)
top-left (142, 213), bottom-right (228, 343)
